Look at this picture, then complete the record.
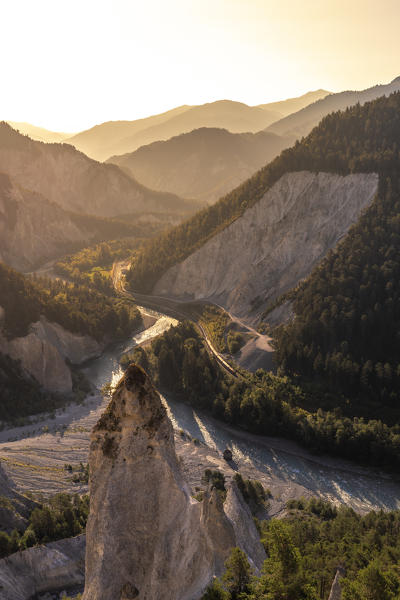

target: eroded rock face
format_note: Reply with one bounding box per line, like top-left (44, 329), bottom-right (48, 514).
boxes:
top-left (0, 534), bottom-right (85, 600)
top-left (328, 567), bottom-right (345, 600)
top-left (32, 317), bottom-right (102, 365)
top-left (0, 172), bottom-right (95, 271)
top-left (0, 330), bottom-right (72, 393)
top-left (0, 462), bottom-right (35, 533)
top-left (0, 316), bottom-right (102, 393)
top-left (153, 171), bottom-right (378, 322)
top-left (83, 365), bottom-right (265, 600)
top-left (224, 481), bottom-right (267, 570)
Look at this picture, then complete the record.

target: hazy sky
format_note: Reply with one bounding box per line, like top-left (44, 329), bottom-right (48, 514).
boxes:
top-left (3, 0), bottom-right (400, 132)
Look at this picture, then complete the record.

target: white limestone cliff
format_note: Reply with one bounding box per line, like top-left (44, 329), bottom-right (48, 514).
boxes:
top-left (153, 171), bottom-right (378, 322)
top-left (0, 534), bottom-right (85, 600)
top-left (0, 316), bottom-right (102, 394)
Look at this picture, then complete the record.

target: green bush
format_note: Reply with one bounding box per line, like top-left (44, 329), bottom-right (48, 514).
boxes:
top-left (202, 469), bottom-right (226, 492)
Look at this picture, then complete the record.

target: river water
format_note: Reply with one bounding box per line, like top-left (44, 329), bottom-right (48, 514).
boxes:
top-left (80, 307), bottom-right (400, 515)
top-left (83, 306), bottom-right (177, 390)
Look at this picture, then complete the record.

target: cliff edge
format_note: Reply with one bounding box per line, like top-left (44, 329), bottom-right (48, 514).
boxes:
top-left (153, 171), bottom-right (378, 322)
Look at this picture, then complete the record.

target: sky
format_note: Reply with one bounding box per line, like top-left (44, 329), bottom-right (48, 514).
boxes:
top-left (2, 0), bottom-right (400, 132)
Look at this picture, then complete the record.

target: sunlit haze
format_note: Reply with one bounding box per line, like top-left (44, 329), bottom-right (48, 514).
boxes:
top-left (3, 0), bottom-right (400, 131)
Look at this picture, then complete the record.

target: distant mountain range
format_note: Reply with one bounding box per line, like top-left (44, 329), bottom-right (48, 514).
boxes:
top-left (0, 122), bottom-right (203, 270)
top-left (64, 90), bottom-right (329, 161)
top-left (3, 78), bottom-right (399, 271)
top-left (63, 105), bottom-right (191, 162)
top-left (266, 76), bottom-right (400, 138)
top-left (5, 89), bottom-right (330, 165)
top-left (256, 89), bottom-right (329, 118)
top-left (9, 78), bottom-right (400, 169)
top-left (66, 100), bottom-right (283, 161)
top-left (0, 122), bottom-right (199, 219)
top-left (108, 127), bottom-right (295, 204)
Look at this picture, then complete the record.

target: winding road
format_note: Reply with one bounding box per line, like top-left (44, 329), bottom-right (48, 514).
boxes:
top-left (112, 260), bottom-right (240, 378)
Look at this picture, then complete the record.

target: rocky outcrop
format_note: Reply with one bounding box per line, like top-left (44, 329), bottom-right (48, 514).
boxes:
top-left (0, 316), bottom-right (102, 394)
top-left (328, 567), bottom-right (345, 600)
top-left (32, 318), bottom-right (102, 365)
top-left (0, 462), bottom-right (35, 533)
top-left (83, 365), bottom-right (265, 600)
top-left (0, 330), bottom-right (72, 393)
top-left (154, 171), bottom-right (378, 322)
top-left (223, 481), bottom-right (267, 569)
top-left (0, 534), bottom-right (85, 600)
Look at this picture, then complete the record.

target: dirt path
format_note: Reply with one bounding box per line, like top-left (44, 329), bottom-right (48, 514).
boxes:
top-left (216, 303), bottom-right (275, 372)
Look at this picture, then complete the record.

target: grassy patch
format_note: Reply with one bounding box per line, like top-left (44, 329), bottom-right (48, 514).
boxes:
top-left (198, 305), bottom-right (230, 353)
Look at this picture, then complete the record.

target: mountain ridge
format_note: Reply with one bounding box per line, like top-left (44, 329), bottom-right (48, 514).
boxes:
top-left (107, 127), bottom-right (295, 204)
top-left (68, 100), bottom-right (280, 161)
top-left (265, 75), bottom-right (400, 138)
top-left (0, 122), bottom-right (200, 219)
top-left (65, 90), bottom-right (330, 161)
top-left (7, 122), bottom-right (72, 144)
top-left (256, 88), bottom-right (329, 116)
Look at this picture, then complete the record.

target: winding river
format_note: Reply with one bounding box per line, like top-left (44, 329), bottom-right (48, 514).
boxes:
top-left (81, 307), bottom-right (400, 515)
top-left (1, 303), bottom-right (399, 513)
top-left (83, 306), bottom-right (177, 390)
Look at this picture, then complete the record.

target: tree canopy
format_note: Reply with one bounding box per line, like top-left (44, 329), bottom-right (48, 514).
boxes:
top-left (0, 262), bottom-right (141, 342)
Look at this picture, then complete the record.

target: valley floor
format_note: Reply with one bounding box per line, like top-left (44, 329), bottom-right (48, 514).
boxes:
top-left (1, 281), bottom-right (399, 515)
top-left (1, 390), bottom-right (399, 515)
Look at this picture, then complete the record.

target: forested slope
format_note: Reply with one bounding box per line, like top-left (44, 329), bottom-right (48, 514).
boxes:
top-left (0, 263), bottom-right (142, 420)
top-left (203, 500), bottom-right (400, 600)
top-left (129, 322), bottom-right (400, 471)
top-left (128, 92), bottom-right (400, 293)
top-left (0, 262), bottom-right (141, 342)
top-left (275, 173), bottom-right (400, 413)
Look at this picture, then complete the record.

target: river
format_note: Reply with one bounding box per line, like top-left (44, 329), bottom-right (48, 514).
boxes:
top-left (1, 307), bottom-right (400, 514)
top-left (82, 306), bottom-right (177, 390)
top-left (81, 307), bottom-right (400, 515)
